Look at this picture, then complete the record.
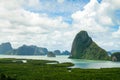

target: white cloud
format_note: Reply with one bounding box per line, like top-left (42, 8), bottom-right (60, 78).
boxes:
top-left (27, 0), bottom-right (40, 8)
top-left (72, 2), bottom-right (104, 33)
top-left (0, 0), bottom-right (25, 10)
top-left (0, 0), bottom-right (71, 51)
top-left (57, 0), bottom-right (64, 3)
top-left (71, 0), bottom-right (120, 50)
top-left (0, 0), bottom-right (120, 51)
top-left (112, 26), bottom-right (120, 38)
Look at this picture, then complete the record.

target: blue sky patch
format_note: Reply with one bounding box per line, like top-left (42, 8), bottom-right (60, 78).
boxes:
top-left (24, 0), bottom-right (90, 24)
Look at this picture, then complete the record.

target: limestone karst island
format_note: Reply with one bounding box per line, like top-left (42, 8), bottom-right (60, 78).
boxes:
top-left (0, 0), bottom-right (120, 80)
top-left (70, 31), bottom-right (109, 60)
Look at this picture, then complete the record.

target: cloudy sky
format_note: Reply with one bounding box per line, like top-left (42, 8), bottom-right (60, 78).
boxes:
top-left (0, 0), bottom-right (120, 51)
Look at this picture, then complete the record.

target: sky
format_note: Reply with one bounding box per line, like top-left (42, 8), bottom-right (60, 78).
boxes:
top-left (0, 0), bottom-right (120, 51)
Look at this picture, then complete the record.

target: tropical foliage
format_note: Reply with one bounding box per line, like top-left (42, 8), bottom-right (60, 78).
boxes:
top-left (0, 59), bottom-right (120, 80)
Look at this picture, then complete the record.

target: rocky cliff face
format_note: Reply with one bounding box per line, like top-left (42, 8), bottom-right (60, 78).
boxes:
top-left (70, 31), bottom-right (109, 60)
top-left (0, 42), bottom-right (13, 54)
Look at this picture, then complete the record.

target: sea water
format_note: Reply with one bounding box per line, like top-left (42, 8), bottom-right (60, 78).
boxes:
top-left (0, 55), bottom-right (120, 69)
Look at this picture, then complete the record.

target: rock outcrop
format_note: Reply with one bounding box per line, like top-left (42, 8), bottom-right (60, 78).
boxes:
top-left (70, 30), bottom-right (109, 60)
top-left (47, 52), bottom-right (56, 57)
top-left (0, 42), bottom-right (13, 54)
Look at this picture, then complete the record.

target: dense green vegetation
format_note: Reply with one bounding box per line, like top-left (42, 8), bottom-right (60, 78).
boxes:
top-left (0, 73), bottom-right (16, 80)
top-left (82, 42), bottom-right (109, 60)
top-left (111, 52), bottom-right (120, 61)
top-left (70, 30), bottom-right (109, 60)
top-left (0, 58), bottom-right (120, 80)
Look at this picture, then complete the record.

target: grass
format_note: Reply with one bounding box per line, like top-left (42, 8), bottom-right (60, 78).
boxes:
top-left (0, 58), bottom-right (120, 80)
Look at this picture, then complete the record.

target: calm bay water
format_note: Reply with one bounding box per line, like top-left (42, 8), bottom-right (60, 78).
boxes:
top-left (0, 55), bottom-right (120, 69)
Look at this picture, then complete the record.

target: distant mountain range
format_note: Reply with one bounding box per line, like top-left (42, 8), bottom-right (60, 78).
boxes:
top-left (109, 50), bottom-right (120, 53)
top-left (0, 42), bottom-right (70, 55)
top-left (106, 50), bottom-right (120, 56)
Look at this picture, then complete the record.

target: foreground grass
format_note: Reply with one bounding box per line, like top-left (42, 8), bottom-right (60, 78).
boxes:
top-left (0, 58), bottom-right (120, 80)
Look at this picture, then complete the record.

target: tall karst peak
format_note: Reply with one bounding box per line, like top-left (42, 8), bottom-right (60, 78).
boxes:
top-left (70, 30), bottom-right (109, 60)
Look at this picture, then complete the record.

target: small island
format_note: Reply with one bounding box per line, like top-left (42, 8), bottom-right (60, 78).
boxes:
top-left (47, 52), bottom-right (56, 57)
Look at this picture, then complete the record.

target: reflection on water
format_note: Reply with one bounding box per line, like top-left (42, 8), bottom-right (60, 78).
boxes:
top-left (0, 55), bottom-right (120, 69)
